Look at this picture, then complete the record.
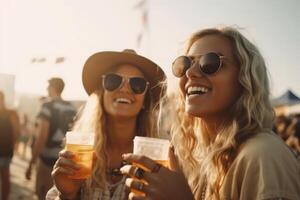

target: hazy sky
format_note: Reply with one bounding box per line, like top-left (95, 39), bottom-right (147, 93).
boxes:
top-left (1, 0), bottom-right (299, 100)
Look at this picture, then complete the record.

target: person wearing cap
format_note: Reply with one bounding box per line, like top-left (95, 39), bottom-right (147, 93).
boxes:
top-left (26, 77), bottom-right (77, 200)
top-left (46, 49), bottom-right (166, 200)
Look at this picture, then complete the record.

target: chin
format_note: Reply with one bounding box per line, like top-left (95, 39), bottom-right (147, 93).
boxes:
top-left (185, 107), bottom-right (203, 118)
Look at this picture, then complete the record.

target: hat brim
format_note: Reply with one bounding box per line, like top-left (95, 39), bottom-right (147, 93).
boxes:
top-left (82, 51), bottom-right (166, 104)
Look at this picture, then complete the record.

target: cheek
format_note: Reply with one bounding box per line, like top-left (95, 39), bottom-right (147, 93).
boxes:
top-left (103, 92), bottom-right (111, 112)
top-left (179, 77), bottom-right (187, 95)
top-left (136, 95), bottom-right (145, 108)
top-left (214, 76), bottom-right (241, 106)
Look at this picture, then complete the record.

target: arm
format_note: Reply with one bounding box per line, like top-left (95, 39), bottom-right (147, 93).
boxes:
top-left (26, 118), bottom-right (50, 180)
top-left (30, 118), bottom-right (50, 164)
top-left (9, 110), bottom-right (20, 144)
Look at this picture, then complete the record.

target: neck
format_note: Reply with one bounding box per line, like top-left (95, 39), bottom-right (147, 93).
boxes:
top-left (50, 92), bottom-right (62, 100)
top-left (51, 96), bottom-right (62, 100)
top-left (107, 116), bottom-right (136, 149)
top-left (201, 115), bottom-right (228, 144)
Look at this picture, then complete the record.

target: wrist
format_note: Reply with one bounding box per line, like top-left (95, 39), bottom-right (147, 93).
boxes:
top-left (58, 191), bottom-right (80, 200)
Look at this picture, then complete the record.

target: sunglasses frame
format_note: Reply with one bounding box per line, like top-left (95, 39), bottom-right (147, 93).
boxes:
top-left (172, 52), bottom-right (225, 77)
top-left (102, 73), bottom-right (149, 94)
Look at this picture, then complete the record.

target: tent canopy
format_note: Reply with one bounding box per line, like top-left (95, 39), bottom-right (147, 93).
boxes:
top-left (272, 90), bottom-right (300, 107)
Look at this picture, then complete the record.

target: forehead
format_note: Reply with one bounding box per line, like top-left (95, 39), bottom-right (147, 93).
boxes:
top-left (188, 34), bottom-right (235, 59)
top-left (113, 64), bottom-right (145, 77)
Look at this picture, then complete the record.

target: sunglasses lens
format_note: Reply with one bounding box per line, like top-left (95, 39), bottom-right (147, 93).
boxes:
top-left (199, 52), bottom-right (221, 75)
top-left (103, 74), bottom-right (122, 91)
top-left (172, 56), bottom-right (191, 77)
top-left (130, 77), bottom-right (147, 94)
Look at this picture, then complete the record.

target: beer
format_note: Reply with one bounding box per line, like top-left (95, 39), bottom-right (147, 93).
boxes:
top-left (66, 143), bottom-right (94, 179)
top-left (132, 136), bottom-right (170, 196)
top-left (155, 160), bottom-right (169, 168)
top-left (65, 132), bottom-right (95, 180)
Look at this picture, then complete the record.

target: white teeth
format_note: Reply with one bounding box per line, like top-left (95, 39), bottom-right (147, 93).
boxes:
top-left (115, 98), bottom-right (132, 104)
top-left (187, 86), bottom-right (209, 95)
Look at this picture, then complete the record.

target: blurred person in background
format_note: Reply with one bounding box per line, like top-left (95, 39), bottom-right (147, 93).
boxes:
top-left (26, 77), bottom-right (77, 200)
top-left (122, 27), bottom-right (300, 199)
top-left (46, 49), bottom-right (166, 200)
top-left (15, 113), bottom-right (31, 159)
top-left (286, 115), bottom-right (300, 157)
top-left (273, 115), bottom-right (291, 141)
top-left (0, 91), bottom-right (20, 200)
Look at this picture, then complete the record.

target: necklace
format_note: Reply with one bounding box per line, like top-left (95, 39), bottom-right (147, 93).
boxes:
top-left (106, 160), bottom-right (128, 177)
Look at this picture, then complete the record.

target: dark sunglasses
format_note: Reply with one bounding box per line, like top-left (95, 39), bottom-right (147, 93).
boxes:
top-left (102, 73), bottom-right (149, 94)
top-left (172, 52), bottom-right (225, 77)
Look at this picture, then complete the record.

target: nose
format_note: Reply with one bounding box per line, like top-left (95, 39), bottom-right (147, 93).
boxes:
top-left (186, 61), bottom-right (203, 79)
top-left (119, 79), bottom-right (132, 93)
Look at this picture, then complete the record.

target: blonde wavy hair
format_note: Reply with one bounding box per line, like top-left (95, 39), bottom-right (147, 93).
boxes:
top-left (171, 26), bottom-right (274, 199)
top-left (72, 67), bottom-right (166, 190)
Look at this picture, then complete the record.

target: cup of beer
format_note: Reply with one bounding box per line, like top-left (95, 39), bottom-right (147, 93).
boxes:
top-left (65, 131), bottom-right (95, 179)
top-left (133, 136), bottom-right (170, 168)
top-left (132, 136), bottom-right (170, 196)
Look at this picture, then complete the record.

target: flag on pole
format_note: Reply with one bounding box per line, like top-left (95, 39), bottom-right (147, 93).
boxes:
top-left (31, 57), bottom-right (46, 63)
top-left (31, 58), bottom-right (37, 63)
top-left (38, 58), bottom-right (46, 63)
top-left (55, 57), bottom-right (65, 64)
top-left (135, 0), bottom-right (149, 49)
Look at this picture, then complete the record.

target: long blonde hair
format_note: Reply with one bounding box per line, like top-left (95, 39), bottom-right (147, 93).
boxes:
top-left (171, 27), bottom-right (274, 199)
top-left (72, 73), bottom-right (165, 189)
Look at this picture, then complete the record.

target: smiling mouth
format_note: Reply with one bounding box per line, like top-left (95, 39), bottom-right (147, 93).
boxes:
top-left (187, 86), bottom-right (209, 96)
top-left (115, 98), bottom-right (132, 104)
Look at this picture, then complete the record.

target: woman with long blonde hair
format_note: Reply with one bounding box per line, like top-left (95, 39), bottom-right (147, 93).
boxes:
top-left (122, 27), bottom-right (300, 200)
top-left (46, 49), bottom-right (166, 200)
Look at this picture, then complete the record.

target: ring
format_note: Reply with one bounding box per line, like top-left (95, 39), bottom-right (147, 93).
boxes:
top-left (151, 163), bottom-right (162, 173)
top-left (137, 182), bottom-right (144, 191)
top-left (134, 168), bottom-right (145, 179)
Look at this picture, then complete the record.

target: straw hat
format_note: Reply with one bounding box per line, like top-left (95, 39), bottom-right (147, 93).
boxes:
top-left (82, 49), bottom-right (166, 104)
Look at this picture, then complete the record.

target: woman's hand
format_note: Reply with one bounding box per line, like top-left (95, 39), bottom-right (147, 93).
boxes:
top-left (120, 150), bottom-right (195, 200)
top-left (51, 150), bottom-right (83, 199)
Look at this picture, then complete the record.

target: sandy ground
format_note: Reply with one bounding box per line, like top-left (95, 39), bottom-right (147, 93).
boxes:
top-left (8, 145), bottom-right (38, 200)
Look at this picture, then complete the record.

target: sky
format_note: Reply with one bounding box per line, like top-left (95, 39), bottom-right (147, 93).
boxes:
top-left (0, 0), bottom-right (299, 100)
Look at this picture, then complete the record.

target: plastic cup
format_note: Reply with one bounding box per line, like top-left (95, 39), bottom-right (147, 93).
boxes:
top-left (65, 131), bottom-right (95, 179)
top-left (132, 136), bottom-right (170, 196)
top-left (133, 136), bottom-right (170, 168)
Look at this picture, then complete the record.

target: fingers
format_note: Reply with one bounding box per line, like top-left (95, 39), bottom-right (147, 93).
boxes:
top-left (122, 153), bottom-right (162, 172)
top-left (58, 149), bottom-right (75, 159)
top-left (169, 146), bottom-right (180, 172)
top-left (52, 150), bottom-right (81, 177)
top-left (52, 166), bottom-right (75, 177)
top-left (126, 178), bottom-right (153, 200)
top-left (125, 178), bottom-right (148, 193)
top-left (128, 193), bottom-right (151, 200)
top-left (121, 165), bottom-right (148, 180)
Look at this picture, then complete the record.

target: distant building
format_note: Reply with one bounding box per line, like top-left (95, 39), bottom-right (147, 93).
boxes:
top-left (0, 73), bottom-right (15, 108)
top-left (272, 90), bottom-right (300, 116)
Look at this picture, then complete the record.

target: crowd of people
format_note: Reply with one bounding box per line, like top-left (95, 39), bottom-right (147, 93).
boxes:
top-left (0, 26), bottom-right (300, 200)
top-left (273, 114), bottom-right (300, 157)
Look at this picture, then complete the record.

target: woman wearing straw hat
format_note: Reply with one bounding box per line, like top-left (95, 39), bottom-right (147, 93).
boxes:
top-left (46, 49), bottom-right (166, 200)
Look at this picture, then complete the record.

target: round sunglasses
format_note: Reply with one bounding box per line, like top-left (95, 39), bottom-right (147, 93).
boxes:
top-left (172, 52), bottom-right (225, 77)
top-left (102, 73), bottom-right (149, 94)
